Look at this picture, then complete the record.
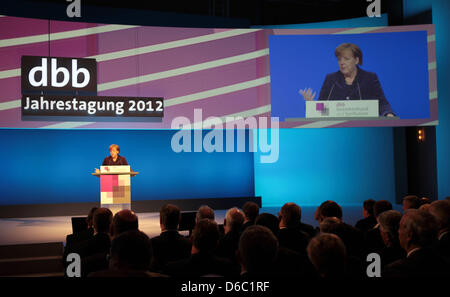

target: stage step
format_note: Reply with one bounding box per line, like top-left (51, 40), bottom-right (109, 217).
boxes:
top-left (0, 242), bottom-right (64, 277)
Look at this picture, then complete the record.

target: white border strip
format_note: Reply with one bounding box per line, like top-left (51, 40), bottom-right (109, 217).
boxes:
top-left (98, 48), bottom-right (269, 91)
top-left (0, 24), bottom-right (138, 48)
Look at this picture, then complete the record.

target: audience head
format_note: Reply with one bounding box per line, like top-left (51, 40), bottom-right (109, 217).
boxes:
top-left (279, 202), bottom-right (302, 228)
top-left (93, 208), bottom-right (113, 234)
top-left (112, 209), bottom-right (138, 237)
top-left (373, 200), bottom-right (393, 218)
top-left (428, 200), bottom-right (450, 235)
top-left (317, 201), bottom-right (342, 223)
top-left (362, 199), bottom-right (376, 218)
top-left (192, 219), bottom-right (220, 253)
top-left (159, 204), bottom-right (181, 231)
top-left (398, 209), bottom-right (437, 252)
top-left (109, 230), bottom-right (152, 271)
top-left (196, 205), bottom-right (215, 223)
top-left (255, 213), bottom-right (280, 237)
top-left (377, 210), bottom-right (402, 247)
top-left (224, 207), bottom-right (245, 234)
top-left (402, 195), bottom-right (421, 211)
top-left (86, 207), bottom-right (98, 228)
top-left (319, 217), bottom-right (344, 235)
top-left (307, 233), bottom-right (347, 279)
top-left (242, 202), bottom-right (259, 223)
top-left (238, 225), bottom-right (278, 274)
top-left (419, 203), bottom-right (431, 212)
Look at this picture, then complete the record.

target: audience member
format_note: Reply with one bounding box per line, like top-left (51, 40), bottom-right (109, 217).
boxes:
top-left (111, 209), bottom-right (138, 237)
top-left (307, 233), bottom-right (347, 279)
top-left (376, 210), bottom-right (405, 267)
top-left (164, 219), bottom-right (236, 277)
top-left (383, 209), bottom-right (448, 277)
top-left (150, 204), bottom-right (191, 272)
top-left (238, 225), bottom-right (278, 277)
top-left (241, 202), bottom-right (259, 232)
top-left (90, 230), bottom-right (165, 277)
top-left (216, 208), bottom-right (244, 263)
top-left (355, 199), bottom-right (377, 233)
top-left (402, 195), bottom-right (421, 211)
top-left (365, 200), bottom-right (393, 254)
top-left (429, 200), bottom-right (450, 264)
top-left (195, 205), bottom-right (215, 223)
top-left (278, 203), bottom-right (310, 254)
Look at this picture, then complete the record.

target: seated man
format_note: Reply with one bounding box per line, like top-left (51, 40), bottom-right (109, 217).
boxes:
top-left (238, 225), bottom-right (279, 277)
top-left (164, 219), bottom-right (236, 277)
top-left (364, 200), bottom-right (393, 254)
top-left (216, 207), bottom-right (245, 263)
top-left (376, 210), bottom-right (406, 268)
top-left (111, 209), bottom-right (139, 238)
top-left (150, 204), bottom-right (191, 272)
top-left (307, 233), bottom-right (347, 279)
top-left (355, 199), bottom-right (377, 233)
top-left (429, 200), bottom-right (450, 264)
top-left (241, 202), bottom-right (259, 232)
top-left (383, 209), bottom-right (449, 278)
top-left (277, 203), bottom-right (311, 255)
top-left (89, 230), bottom-right (166, 277)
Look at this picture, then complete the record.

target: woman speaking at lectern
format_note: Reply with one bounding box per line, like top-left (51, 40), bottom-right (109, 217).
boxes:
top-left (299, 43), bottom-right (395, 117)
top-left (95, 144), bottom-right (128, 173)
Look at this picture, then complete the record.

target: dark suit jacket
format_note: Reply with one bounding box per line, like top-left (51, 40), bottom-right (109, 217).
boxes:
top-left (383, 247), bottom-right (450, 278)
top-left (241, 220), bottom-right (255, 233)
top-left (216, 230), bottom-right (241, 264)
top-left (63, 227), bottom-right (94, 267)
top-left (102, 155), bottom-right (128, 166)
top-left (164, 252), bottom-right (238, 277)
top-left (364, 226), bottom-right (385, 255)
top-left (318, 66), bottom-right (394, 116)
top-left (433, 231), bottom-right (450, 265)
top-left (74, 232), bottom-right (111, 258)
top-left (355, 216), bottom-right (377, 234)
top-left (299, 222), bottom-right (317, 238)
top-left (150, 230), bottom-right (191, 272)
top-left (377, 243), bottom-right (406, 268)
top-left (278, 227), bottom-right (310, 255)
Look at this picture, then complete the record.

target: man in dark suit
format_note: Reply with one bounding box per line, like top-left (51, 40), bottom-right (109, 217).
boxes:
top-left (241, 202), bottom-right (259, 232)
top-left (239, 225), bottom-right (278, 277)
top-left (216, 207), bottom-right (245, 264)
top-left (150, 204), bottom-right (191, 272)
top-left (69, 208), bottom-right (113, 277)
top-left (383, 209), bottom-right (449, 278)
top-left (277, 203), bottom-right (310, 255)
top-left (376, 210), bottom-right (406, 268)
top-left (164, 219), bottom-right (237, 277)
top-left (429, 200), bottom-right (450, 264)
top-left (63, 207), bottom-right (97, 271)
top-left (89, 230), bottom-right (166, 277)
top-left (364, 200), bottom-right (392, 254)
top-left (355, 199), bottom-right (377, 233)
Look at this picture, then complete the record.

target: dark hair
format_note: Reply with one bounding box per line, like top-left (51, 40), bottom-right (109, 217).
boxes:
top-left (319, 201), bottom-right (342, 220)
top-left (363, 199), bottom-right (376, 217)
top-left (113, 209), bottom-right (138, 236)
top-left (110, 230), bottom-right (152, 271)
top-left (335, 43), bottom-right (363, 65)
top-left (242, 202), bottom-right (260, 222)
top-left (160, 204), bottom-right (181, 230)
top-left (403, 195), bottom-right (421, 209)
top-left (239, 225), bottom-right (278, 273)
top-left (192, 219), bottom-right (220, 252)
top-left (255, 213), bottom-right (280, 237)
top-left (93, 208), bottom-right (113, 234)
top-left (374, 200), bottom-right (392, 218)
top-left (280, 202), bottom-right (302, 227)
top-left (87, 207), bottom-right (98, 227)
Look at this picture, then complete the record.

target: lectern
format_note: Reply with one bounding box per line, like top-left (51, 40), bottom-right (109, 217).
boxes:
top-left (92, 165), bottom-right (138, 214)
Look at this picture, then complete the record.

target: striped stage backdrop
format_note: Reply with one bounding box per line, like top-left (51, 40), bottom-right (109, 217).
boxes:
top-left (0, 16), bottom-right (437, 129)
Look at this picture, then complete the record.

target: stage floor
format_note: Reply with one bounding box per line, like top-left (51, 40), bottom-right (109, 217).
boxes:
top-left (0, 205), bottom-right (400, 246)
